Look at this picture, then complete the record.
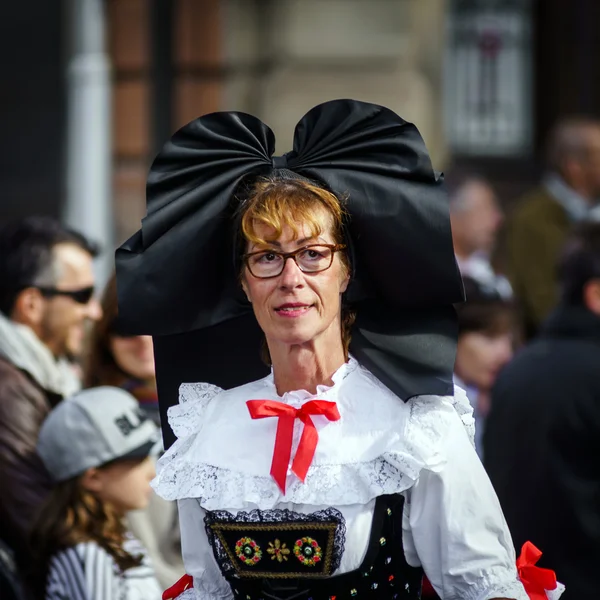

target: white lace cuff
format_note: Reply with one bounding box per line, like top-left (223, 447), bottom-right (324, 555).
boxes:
top-left (460, 568), bottom-right (529, 600)
top-left (547, 582), bottom-right (566, 599)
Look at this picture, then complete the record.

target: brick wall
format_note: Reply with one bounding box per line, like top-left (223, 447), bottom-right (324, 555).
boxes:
top-left (108, 0), bottom-right (223, 242)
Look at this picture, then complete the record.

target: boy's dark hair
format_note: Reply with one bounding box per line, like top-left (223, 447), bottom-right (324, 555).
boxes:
top-left (0, 216), bottom-right (99, 315)
top-left (456, 276), bottom-right (514, 336)
top-left (558, 221), bottom-right (600, 306)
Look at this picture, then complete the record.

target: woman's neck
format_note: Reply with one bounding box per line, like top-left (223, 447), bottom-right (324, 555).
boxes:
top-left (270, 341), bottom-right (346, 396)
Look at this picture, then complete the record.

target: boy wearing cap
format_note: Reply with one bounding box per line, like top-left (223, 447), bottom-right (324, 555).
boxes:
top-left (29, 387), bottom-right (162, 600)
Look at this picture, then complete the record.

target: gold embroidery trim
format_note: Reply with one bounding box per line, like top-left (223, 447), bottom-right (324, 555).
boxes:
top-left (210, 521), bottom-right (337, 579)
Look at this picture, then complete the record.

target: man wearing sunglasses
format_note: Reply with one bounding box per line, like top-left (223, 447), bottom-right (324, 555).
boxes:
top-left (0, 216), bottom-right (102, 573)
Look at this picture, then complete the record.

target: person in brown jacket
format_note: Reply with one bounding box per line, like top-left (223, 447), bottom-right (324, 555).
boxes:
top-left (0, 217), bottom-right (102, 568)
top-left (506, 117), bottom-right (600, 338)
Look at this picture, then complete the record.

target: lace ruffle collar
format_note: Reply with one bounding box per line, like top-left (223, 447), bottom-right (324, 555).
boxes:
top-left (152, 360), bottom-right (475, 509)
top-left (263, 356), bottom-right (359, 402)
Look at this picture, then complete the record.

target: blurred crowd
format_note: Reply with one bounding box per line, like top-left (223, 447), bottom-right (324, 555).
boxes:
top-left (0, 115), bottom-right (599, 599)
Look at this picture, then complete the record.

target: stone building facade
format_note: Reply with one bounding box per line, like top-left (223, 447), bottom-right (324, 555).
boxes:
top-left (109, 0), bottom-right (448, 241)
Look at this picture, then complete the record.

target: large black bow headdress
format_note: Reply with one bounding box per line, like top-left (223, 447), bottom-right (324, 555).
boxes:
top-left (116, 99), bottom-right (464, 447)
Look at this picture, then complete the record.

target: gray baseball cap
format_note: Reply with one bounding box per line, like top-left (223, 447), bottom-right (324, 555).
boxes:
top-left (37, 386), bottom-right (160, 482)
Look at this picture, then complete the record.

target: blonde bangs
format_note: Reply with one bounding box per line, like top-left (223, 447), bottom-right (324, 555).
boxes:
top-left (240, 179), bottom-right (345, 247)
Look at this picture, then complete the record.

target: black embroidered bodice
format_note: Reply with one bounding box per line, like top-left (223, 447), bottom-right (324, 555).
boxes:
top-left (204, 495), bottom-right (423, 600)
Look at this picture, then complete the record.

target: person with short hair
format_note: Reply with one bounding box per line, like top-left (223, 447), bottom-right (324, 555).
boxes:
top-left (454, 276), bottom-right (515, 459)
top-left (0, 217), bottom-right (102, 567)
top-left (506, 117), bottom-right (600, 337)
top-left (485, 221), bottom-right (600, 599)
top-left (447, 172), bottom-right (511, 299)
top-left (29, 386), bottom-right (162, 599)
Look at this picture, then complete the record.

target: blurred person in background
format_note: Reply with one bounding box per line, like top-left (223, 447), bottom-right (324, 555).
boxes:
top-left (484, 222), bottom-right (600, 599)
top-left (506, 117), bottom-right (600, 338)
top-left (448, 171), bottom-right (512, 299)
top-left (30, 387), bottom-right (162, 599)
top-left (0, 217), bottom-right (101, 569)
top-left (84, 274), bottom-right (184, 589)
top-left (454, 276), bottom-right (515, 459)
top-left (85, 275), bottom-right (159, 426)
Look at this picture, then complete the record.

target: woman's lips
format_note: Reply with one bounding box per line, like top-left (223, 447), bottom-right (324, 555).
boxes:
top-left (274, 304), bottom-right (313, 318)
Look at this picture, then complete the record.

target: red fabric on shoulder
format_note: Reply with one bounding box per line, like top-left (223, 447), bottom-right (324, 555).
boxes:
top-left (162, 574), bottom-right (193, 600)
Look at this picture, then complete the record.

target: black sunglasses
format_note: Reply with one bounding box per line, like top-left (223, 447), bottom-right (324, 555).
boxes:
top-left (36, 286), bottom-right (95, 305)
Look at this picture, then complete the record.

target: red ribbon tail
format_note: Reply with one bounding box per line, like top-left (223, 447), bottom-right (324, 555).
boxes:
top-left (270, 414), bottom-right (294, 494)
top-left (162, 574), bottom-right (193, 600)
top-left (292, 415), bottom-right (318, 482)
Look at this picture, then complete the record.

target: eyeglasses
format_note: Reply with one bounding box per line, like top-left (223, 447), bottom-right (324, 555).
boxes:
top-left (243, 244), bottom-right (346, 279)
top-left (36, 286), bottom-right (95, 305)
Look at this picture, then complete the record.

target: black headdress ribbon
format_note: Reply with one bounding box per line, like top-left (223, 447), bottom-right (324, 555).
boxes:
top-left (116, 99), bottom-right (463, 447)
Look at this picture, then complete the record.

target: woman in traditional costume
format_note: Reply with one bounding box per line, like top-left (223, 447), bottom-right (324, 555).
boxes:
top-left (116, 100), bottom-right (562, 600)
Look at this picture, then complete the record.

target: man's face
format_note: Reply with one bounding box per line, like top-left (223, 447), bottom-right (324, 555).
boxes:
top-left (582, 127), bottom-right (600, 199)
top-left (451, 180), bottom-right (503, 256)
top-left (38, 243), bottom-right (102, 358)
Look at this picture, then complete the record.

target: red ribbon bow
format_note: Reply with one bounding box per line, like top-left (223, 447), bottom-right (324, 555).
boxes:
top-left (246, 399), bottom-right (341, 493)
top-left (162, 574), bottom-right (193, 600)
top-left (517, 541), bottom-right (558, 600)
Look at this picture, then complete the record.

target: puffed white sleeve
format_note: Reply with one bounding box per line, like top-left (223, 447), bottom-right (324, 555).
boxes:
top-left (177, 498), bottom-right (234, 600)
top-left (402, 396), bottom-right (529, 600)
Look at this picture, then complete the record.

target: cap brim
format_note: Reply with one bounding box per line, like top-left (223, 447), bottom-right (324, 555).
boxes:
top-left (114, 439), bottom-right (157, 463)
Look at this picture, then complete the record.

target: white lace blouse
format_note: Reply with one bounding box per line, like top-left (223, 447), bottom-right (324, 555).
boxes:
top-left (153, 357), bottom-right (532, 600)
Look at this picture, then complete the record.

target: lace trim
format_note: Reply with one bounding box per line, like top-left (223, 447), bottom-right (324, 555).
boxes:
top-left (153, 394), bottom-right (456, 506)
top-left (167, 382), bottom-right (223, 439)
top-left (547, 582), bottom-right (566, 600)
top-left (204, 508), bottom-right (346, 578)
top-left (459, 566), bottom-right (529, 600)
top-left (264, 356), bottom-right (359, 399)
top-left (448, 385), bottom-right (476, 448)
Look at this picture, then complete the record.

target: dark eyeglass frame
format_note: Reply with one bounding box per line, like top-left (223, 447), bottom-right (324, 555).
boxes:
top-left (243, 243), bottom-right (347, 279)
top-left (36, 286), bottom-right (95, 305)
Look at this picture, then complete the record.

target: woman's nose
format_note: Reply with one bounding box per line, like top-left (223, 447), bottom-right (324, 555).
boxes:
top-left (278, 256), bottom-right (304, 288)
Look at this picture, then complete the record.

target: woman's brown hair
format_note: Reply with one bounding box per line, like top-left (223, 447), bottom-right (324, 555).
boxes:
top-left (84, 274), bottom-right (136, 388)
top-left (28, 476), bottom-right (142, 597)
top-left (239, 177), bottom-right (355, 360)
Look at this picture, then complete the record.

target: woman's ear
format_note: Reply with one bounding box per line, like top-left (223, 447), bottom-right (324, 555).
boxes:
top-left (80, 468), bottom-right (104, 493)
top-left (241, 277), bottom-right (252, 303)
top-left (340, 272), bottom-right (350, 294)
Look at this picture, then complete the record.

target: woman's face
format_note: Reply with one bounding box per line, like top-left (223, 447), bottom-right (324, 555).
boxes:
top-left (109, 335), bottom-right (155, 381)
top-left (455, 330), bottom-right (513, 391)
top-left (241, 209), bottom-right (349, 354)
top-left (85, 456), bottom-right (155, 513)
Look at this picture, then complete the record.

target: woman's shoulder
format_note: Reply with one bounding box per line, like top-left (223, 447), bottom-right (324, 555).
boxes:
top-left (168, 376), bottom-right (271, 440)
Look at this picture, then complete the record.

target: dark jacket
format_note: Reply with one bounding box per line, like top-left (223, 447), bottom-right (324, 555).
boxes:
top-left (484, 306), bottom-right (600, 599)
top-left (505, 187), bottom-right (571, 337)
top-left (0, 357), bottom-right (59, 565)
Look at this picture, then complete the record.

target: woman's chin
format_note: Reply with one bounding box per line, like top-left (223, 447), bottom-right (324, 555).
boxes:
top-left (269, 326), bottom-right (320, 349)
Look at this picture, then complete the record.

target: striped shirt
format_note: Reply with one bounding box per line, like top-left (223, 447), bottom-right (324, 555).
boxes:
top-left (45, 536), bottom-right (162, 600)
